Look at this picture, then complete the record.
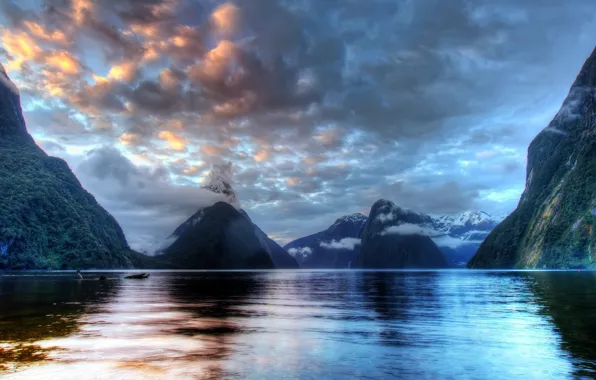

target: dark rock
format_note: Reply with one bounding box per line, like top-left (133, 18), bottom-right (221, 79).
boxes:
top-left (284, 213), bottom-right (367, 268)
top-left (158, 202), bottom-right (275, 269)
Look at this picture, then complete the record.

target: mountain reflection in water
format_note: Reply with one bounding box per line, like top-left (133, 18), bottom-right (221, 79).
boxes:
top-left (1, 270), bottom-right (595, 379)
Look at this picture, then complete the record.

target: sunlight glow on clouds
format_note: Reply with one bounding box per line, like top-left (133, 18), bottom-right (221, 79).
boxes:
top-left (0, 0), bottom-right (594, 246)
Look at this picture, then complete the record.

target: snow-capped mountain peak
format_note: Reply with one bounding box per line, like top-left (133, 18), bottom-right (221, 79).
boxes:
top-left (452, 211), bottom-right (493, 226)
top-left (332, 213), bottom-right (368, 227)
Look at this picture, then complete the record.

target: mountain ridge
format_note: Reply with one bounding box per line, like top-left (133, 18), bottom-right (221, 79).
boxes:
top-left (285, 206), bottom-right (502, 268)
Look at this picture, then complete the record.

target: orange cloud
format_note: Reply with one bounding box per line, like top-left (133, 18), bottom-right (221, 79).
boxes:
top-left (159, 68), bottom-right (182, 91)
top-left (2, 31), bottom-right (42, 63)
top-left (253, 149), bottom-right (270, 162)
top-left (142, 46), bottom-right (160, 62)
top-left (119, 132), bottom-right (141, 146)
top-left (130, 24), bottom-right (161, 39)
top-left (46, 51), bottom-right (82, 74)
top-left (23, 22), bottom-right (68, 45)
top-left (200, 40), bottom-right (237, 79)
top-left (200, 145), bottom-right (225, 157)
top-left (211, 3), bottom-right (242, 38)
top-left (286, 177), bottom-right (299, 187)
top-left (212, 93), bottom-right (257, 117)
top-left (108, 61), bottom-right (138, 82)
top-left (183, 165), bottom-right (203, 176)
top-left (158, 130), bottom-right (186, 151)
top-left (72, 0), bottom-right (94, 25)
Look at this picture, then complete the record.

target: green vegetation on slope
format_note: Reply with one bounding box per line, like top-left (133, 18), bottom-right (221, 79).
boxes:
top-left (469, 47), bottom-right (596, 269)
top-left (0, 138), bottom-right (139, 269)
top-left (0, 68), bottom-right (144, 269)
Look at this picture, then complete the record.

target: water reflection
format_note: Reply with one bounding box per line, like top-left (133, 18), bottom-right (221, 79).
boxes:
top-left (1, 270), bottom-right (595, 379)
top-left (0, 273), bottom-right (119, 372)
top-left (530, 271), bottom-right (596, 378)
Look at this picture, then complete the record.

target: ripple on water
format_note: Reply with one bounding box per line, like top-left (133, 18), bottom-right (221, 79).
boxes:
top-left (0, 270), bottom-right (595, 379)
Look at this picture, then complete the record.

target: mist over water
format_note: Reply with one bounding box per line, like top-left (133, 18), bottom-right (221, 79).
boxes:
top-left (1, 270), bottom-right (595, 379)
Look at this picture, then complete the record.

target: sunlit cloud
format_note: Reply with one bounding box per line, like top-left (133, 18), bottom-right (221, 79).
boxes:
top-left (0, 0), bottom-right (593, 247)
top-left (211, 3), bottom-right (242, 38)
top-left (158, 131), bottom-right (186, 152)
top-left (254, 150), bottom-right (270, 163)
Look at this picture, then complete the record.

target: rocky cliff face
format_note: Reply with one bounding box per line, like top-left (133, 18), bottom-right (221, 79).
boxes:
top-left (284, 213), bottom-right (367, 268)
top-left (159, 202), bottom-right (275, 269)
top-left (0, 65), bottom-right (139, 269)
top-left (355, 200), bottom-right (448, 269)
top-left (469, 47), bottom-right (596, 269)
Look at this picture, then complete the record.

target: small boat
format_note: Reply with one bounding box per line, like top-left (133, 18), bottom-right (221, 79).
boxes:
top-left (124, 273), bottom-right (150, 279)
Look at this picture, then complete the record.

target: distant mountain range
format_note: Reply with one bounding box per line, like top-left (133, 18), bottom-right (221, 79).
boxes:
top-left (286, 204), bottom-right (502, 268)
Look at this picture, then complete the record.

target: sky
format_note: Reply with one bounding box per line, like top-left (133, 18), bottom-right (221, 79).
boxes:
top-left (1, 0), bottom-right (595, 251)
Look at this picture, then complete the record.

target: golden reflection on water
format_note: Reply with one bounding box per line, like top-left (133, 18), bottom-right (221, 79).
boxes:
top-left (0, 274), bottom-right (241, 379)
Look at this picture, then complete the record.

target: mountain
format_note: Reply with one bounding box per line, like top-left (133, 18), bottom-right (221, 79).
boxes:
top-left (240, 210), bottom-right (299, 269)
top-left (0, 64), bottom-right (142, 269)
top-left (432, 211), bottom-right (501, 267)
top-left (158, 173), bottom-right (298, 269)
top-left (469, 47), bottom-right (596, 269)
top-left (284, 213), bottom-right (367, 268)
top-left (354, 200), bottom-right (448, 268)
top-left (158, 202), bottom-right (276, 269)
top-left (285, 209), bottom-right (500, 268)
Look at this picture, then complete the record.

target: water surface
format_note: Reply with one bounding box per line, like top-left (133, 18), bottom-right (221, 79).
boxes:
top-left (1, 270), bottom-right (595, 379)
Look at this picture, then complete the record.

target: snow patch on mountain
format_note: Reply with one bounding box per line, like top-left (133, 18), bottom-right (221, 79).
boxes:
top-left (332, 213), bottom-right (368, 226)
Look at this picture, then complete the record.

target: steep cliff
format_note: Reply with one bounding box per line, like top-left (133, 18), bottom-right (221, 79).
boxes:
top-left (469, 47), bottom-right (596, 269)
top-left (0, 64), bottom-right (138, 269)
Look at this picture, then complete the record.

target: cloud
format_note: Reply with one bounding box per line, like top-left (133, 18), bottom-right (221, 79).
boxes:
top-left (432, 235), bottom-right (483, 249)
top-left (380, 223), bottom-right (439, 237)
top-left (75, 147), bottom-right (228, 252)
top-left (320, 238), bottom-right (361, 250)
top-left (287, 246), bottom-right (313, 258)
top-left (2, 0), bottom-right (595, 247)
top-left (158, 130), bottom-right (187, 152)
top-left (378, 181), bottom-right (480, 215)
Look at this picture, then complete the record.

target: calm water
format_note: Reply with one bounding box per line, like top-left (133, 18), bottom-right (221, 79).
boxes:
top-left (1, 270), bottom-right (596, 379)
